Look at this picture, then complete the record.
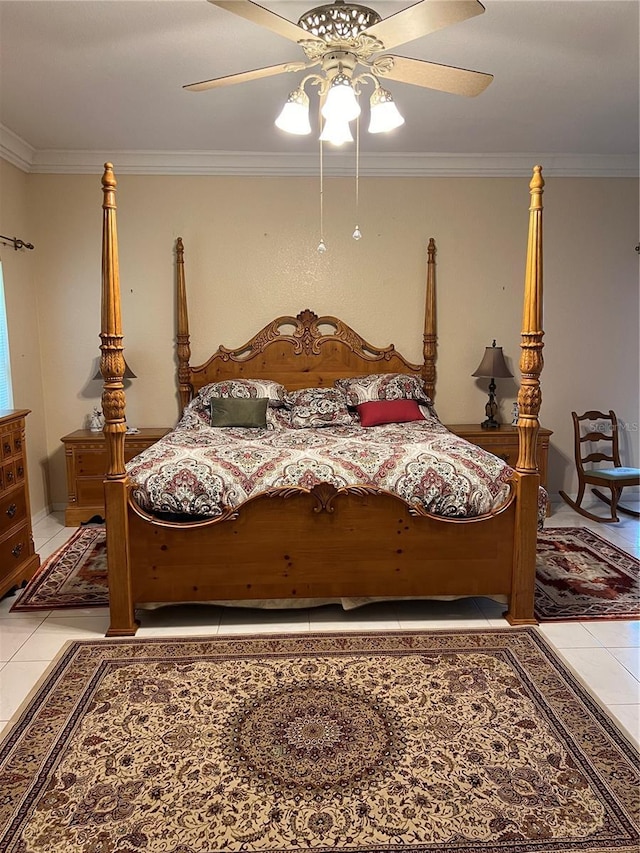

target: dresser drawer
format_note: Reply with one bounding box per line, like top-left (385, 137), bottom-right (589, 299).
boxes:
top-left (76, 450), bottom-right (110, 477)
top-left (0, 521), bottom-right (32, 569)
top-left (2, 459), bottom-right (16, 492)
top-left (0, 488), bottom-right (27, 529)
top-left (76, 477), bottom-right (107, 507)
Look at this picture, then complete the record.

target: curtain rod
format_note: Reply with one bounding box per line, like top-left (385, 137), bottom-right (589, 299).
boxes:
top-left (0, 234), bottom-right (34, 251)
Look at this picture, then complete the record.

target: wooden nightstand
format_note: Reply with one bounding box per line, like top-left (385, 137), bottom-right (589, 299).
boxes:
top-left (1, 409), bottom-right (40, 597)
top-left (445, 423), bottom-right (553, 488)
top-left (61, 428), bottom-right (170, 525)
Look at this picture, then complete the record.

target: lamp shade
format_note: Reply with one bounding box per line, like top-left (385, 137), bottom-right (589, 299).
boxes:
top-left (275, 89), bottom-right (312, 135)
top-left (321, 73), bottom-right (361, 123)
top-left (319, 117), bottom-right (354, 146)
top-left (93, 358), bottom-right (137, 380)
top-left (472, 341), bottom-right (513, 379)
top-left (368, 87), bottom-right (405, 133)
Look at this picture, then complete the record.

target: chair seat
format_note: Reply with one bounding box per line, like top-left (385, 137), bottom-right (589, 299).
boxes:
top-left (588, 467), bottom-right (640, 480)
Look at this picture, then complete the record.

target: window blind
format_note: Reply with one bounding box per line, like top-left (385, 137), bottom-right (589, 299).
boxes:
top-left (0, 261), bottom-right (14, 409)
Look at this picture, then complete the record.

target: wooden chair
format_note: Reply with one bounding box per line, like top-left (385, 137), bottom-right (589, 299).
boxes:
top-left (559, 410), bottom-right (640, 522)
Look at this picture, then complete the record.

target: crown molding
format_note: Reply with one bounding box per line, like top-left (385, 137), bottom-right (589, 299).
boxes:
top-left (1, 126), bottom-right (637, 177)
top-left (0, 126), bottom-right (35, 172)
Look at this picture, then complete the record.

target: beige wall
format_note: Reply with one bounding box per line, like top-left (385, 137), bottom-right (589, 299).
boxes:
top-left (0, 159), bottom-right (48, 518)
top-left (5, 163), bottom-right (640, 511)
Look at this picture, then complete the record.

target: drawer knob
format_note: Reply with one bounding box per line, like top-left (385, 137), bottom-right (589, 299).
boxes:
top-left (17, 465), bottom-right (24, 477)
top-left (14, 439), bottom-right (22, 451)
top-left (6, 470), bottom-right (14, 483)
top-left (3, 442), bottom-right (10, 455)
top-left (12, 542), bottom-right (23, 558)
top-left (6, 503), bottom-right (17, 518)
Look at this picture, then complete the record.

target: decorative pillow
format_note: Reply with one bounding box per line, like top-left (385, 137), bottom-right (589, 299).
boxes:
top-left (266, 406), bottom-right (293, 430)
top-left (335, 373), bottom-right (432, 407)
top-left (357, 399), bottom-right (426, 428)
top-left (287, 387), bottom-right (354, 429)
top-left (210, 397), bottom-right (268, 428)
top-left (197, 379), bottom-right (286, 407)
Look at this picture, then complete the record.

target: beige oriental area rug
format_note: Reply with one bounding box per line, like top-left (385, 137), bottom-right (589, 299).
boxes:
top-left (1, 629), bottom-right (639, 853)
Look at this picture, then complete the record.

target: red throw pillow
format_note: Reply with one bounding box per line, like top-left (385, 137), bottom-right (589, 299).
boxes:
top-left (357, 399), bottom-right (426, 427)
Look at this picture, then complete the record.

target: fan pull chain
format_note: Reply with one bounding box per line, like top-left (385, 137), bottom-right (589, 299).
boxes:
top-left (352, 114), bottom-right (362, 241)
top-left (317, 116), bottom-right (327, 254)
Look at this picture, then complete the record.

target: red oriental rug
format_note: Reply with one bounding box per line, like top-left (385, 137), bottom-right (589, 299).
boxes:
top-left (9, 525), bottom-right (640, 621)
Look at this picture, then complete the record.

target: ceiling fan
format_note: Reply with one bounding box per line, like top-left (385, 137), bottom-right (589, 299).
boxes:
top-left (184, 0), bottom-right (493, 142)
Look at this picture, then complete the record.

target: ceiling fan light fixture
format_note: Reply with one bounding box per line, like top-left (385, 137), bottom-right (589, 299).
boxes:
top-left (275, 88), bottom-right (312, 135)
top-left (321, 73), bottom-right (361, 123)
top-left (368, 86), bottom-right (405, 134)
top-left (319, 117), bottom-right (354, 146)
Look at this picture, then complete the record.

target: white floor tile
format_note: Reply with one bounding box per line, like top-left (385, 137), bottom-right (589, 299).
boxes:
top-left (557, 646), bottom-right (640, 705)
top-left (606, 704), bottom-right (640, 747)
top-left (10, 616), bottom-right (111, 662)
top-left (0, 616), bottom-right (50, 661)
top-left (537, 622), bottom-right (604, 649)
top-left (581, 620), bottom-right (640, 648)
top-left (36, 528), bottom-right (78, 563)
top-left (0, 660), bottom-right (52, 720)
top-left (609, 647), bottom-right (640, 679)
top-left (309, 602), bottom-right (399, 632)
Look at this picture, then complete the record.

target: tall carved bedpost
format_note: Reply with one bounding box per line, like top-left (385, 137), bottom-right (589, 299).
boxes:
top-left (517, 165), bottom-right (545, 472)
top-left (176, 237), bottom-right (192, 414)
top-left (100, 163), bottom-right (138, 637)
top-left (100, 164), bottom-right (127, 474)
top-left (423, 237), bottom-right (437, 401)
top-left (508, 165), bottom-right (545, 626)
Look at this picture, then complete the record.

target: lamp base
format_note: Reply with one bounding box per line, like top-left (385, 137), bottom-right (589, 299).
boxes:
top-left (480, 418), bottom-right (500, 430)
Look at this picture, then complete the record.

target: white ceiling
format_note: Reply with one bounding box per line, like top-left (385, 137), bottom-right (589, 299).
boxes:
top-left (0, 0), bottom-right (638, 175)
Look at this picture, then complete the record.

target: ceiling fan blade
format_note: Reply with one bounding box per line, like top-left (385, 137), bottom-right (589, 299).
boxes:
top-left (184, 62), bottom-right (298, 92)
top-left (380, 55), bottom-right (493, 97)
top-left (365, 0), bottom-right (486, 51)
top-left (207, 0), bottom-right (311, 44)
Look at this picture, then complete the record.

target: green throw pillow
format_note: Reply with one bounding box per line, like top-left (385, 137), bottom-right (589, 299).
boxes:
top-left (210, 397), bottom-right (269, 428)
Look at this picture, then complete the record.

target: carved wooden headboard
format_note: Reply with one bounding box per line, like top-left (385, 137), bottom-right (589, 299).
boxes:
top-left (176, 237), bottom-right (438, 412)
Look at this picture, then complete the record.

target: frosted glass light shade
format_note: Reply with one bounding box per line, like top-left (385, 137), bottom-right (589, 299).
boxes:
top-left (368, 87), bottom-right (405, 133)
top-left (275, 89), bottom-right (312, 135)
top-left (319, 118), bottom-right (354, 146)
top-left (321, 73), bottom-right (361, 123)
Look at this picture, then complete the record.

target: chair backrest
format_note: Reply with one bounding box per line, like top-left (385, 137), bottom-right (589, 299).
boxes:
top-left (571, 410), bottom-right (622, 472)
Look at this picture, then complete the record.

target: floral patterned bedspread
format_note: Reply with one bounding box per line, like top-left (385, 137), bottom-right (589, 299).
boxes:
top-left (127, 406), bottom-right (546, 521)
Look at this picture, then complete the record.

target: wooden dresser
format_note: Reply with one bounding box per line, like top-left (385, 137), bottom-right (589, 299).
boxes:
top-left (0, 409), bottom-right (40, 597)
top-left (446, 423), bottom-right (553, 487)
top-left (61, 427), bottom-right (170, 525)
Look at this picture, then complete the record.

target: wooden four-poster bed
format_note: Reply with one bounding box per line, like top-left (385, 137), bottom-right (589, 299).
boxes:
top-left (98, 163), bottom-right (545, 637)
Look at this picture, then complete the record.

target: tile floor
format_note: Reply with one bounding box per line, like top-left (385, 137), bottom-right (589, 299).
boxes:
top-left (1, 498), bottom-right (638, 745)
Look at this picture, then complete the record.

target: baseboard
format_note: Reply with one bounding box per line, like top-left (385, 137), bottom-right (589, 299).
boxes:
top-left (31, 506), bottom-right (54, 526)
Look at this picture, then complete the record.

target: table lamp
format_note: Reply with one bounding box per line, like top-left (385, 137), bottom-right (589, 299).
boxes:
top-left (472, 340), bottom-right (513, 429)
